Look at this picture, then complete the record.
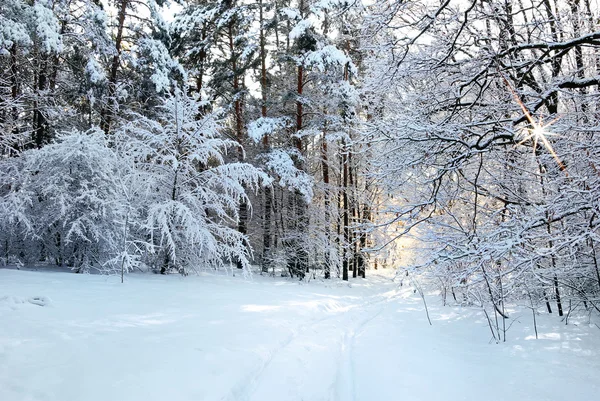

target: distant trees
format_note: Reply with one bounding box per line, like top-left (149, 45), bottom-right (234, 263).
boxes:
top-left (170, 0), bottom-right (370, 279)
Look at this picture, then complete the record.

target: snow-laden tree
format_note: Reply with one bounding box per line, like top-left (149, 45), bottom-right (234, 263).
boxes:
top-left (116, 89), bottom-right (270, 275)
top-left (172, 0), bottom-right (265, 270)
top-left (0, 89), bottom-right (271, 275)
top-left (0, 127), bottom-right (126, 271)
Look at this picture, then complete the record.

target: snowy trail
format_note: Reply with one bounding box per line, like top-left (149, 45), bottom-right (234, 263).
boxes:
top-left (1, 269), bottom-right (600, 401)
top-left (333, 302), bottom-right (386, 401)
top-left (241, 287), bottom-right (401, 401)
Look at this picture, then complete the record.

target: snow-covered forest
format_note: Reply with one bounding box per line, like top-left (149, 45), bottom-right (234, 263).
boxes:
top-left (3, 0), bottom-right (600, 320)
top-left (2, 0), bottom-right (600, 399)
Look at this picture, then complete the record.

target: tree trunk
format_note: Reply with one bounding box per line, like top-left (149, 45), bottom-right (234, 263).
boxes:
top-left (358, 171), bottom-right (369, 279)
top-left (337, 157), bottom-right (343, 278)
top-left (10, 44), bottom-right (19, 140)
top-left (342, 141), bottom-right (349, 281)
top-left (291, 63), bottom-right (308, 278)
top-left (349, 149), bottom-right (358, 278)
top-left (569, 0), bottom-right (588, 118)
top-left (322, 128), bottom-right (331, 278)
top-left (259, 0), bottom-right (272, 274)
top-left (33, 57), bottom-right (48, 148)
top-left (227, 17), bottom-right (249, 269)
top-left (341, 59), bottom-right (352, 280)
top-left (196, 26), bottom-right (207, 103)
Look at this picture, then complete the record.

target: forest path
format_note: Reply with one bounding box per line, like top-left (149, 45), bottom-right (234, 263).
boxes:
top-left (235, 278), bottom-right (403, 401)
top-left (0, 268), bottom-right (599, 401)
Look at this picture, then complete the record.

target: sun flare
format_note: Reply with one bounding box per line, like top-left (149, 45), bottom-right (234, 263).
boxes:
top-left (501, 73), bottom-right (566, 172)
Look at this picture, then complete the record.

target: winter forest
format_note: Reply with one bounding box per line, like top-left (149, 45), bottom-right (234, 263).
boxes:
top-left (1, 0), bottom-right (600, 399)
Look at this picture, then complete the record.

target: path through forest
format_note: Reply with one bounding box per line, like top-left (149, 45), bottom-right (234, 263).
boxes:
top-left (0, 269), bottom-right (599, 401)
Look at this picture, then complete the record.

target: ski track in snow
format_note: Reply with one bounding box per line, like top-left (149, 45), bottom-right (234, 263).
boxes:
top-left (224, 284), bottom-right (399, 401)
top-left (231, 288), bottom-right (404, 401)
top-left (334, 296), bottom-right (391, 401)
top-left (228, 302), bottom-right (345, 401)
top-left (226, 317), bottom-right (311, 401)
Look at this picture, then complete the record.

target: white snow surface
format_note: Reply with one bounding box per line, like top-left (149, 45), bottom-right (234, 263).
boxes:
top-left (0, 268), bottom-right (599, 401)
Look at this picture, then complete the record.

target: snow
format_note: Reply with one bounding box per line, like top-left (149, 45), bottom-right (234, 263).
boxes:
top-left (32, 1), bottom-right (62, 54)
top-left (85, 58), bottom-right (106, 84)
top-left (134, 38), bottom-right (177, 93)
top-left (265, 149), bottom-right (314, 202)
top-left (0, 15), bottom-right (31, 54)
top-left (247, 117), bottom-right (289, 143)
top-left (289, 19), bottom-right (313, 40)
top-left (280, 7), bottom-right (301, 21)
top-left (0, 268), bottom-right (599, 401)
top-left (304, 45), bottom-right (353, 73)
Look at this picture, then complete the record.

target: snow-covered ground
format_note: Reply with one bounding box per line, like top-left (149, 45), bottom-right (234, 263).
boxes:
top-left (1, 268), bottom-right (599, 401)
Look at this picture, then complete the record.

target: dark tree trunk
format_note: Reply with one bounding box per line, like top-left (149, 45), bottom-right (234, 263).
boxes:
top-left (196, 26), bottom-right (207, 103)
top-left (341, 60), bottom-right (352, 280)
top-left (349, 150), bottom-right (357, 278)
top-left (33, 58), bottom-right (48, 148)
top-left (10, 44), bottom-right (19, 140)
top-left (259, 0), bottom-right (272, 274)
top-left (342, 142), bottom-right (349, 281)
top-left (322, 131), bottom-right (331, 278)
top-left (228, 18), bottom-right (248, 269)
top-left (336, 157), bottom-right (343, 278)
top-left (291, 63), bottom-right (308, 278)
top-left (554, 275), bottom-right (564, 316)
